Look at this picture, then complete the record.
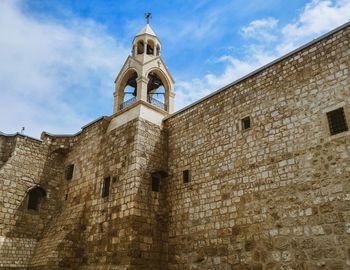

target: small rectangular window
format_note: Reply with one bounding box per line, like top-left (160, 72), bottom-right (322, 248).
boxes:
top-left (65, 164), bottom-right (74, 180)
top-left (102, 177), bottom-right (111, 198)
top-left (241, 116), bottom-right (251, 130)
top-left (152, 176), bottom-right (159, 192)
top-left (183, 170), bottom-right (190, 184)
top-left (327, 107), bottom-right (348, 135)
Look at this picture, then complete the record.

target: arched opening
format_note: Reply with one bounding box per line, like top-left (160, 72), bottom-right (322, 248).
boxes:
top-left (147, 40), bottom-right (155, 55)
top-left (27, 186), bottom-right (46, 211)
top-left (156, 45), bottom-right (160, 56)
top-left (147, 71), bottom-right (167, 111)
top-left (118, 70), bottom-right (138, 110)
top-left (137, 40), bottom-right (144, 55)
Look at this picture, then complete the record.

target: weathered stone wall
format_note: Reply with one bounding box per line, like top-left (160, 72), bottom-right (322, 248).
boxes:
top-left (25, 118), bottom-right (168, 270)
top-left (0, 135), bottom-right (64, 269)
top-left (0, 135), bottom-right (16, 168)
top-left (165, 25), bottom-right (350, 269)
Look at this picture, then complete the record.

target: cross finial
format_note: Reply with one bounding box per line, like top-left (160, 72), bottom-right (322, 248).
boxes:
top-left (145, 12), bottom-right (152, 24)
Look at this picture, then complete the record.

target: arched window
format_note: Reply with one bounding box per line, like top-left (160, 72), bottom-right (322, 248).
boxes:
top-left (118, 70), bottom-right (138, 110)
top-left (147, 40), bottom-right (155, 55)
top-left (147, 72), bottom-right (166, 111)
top-left (137, 41), bottom-right (144, 55)
top-left (27, 186), bottom-right (46, 211)
top-left (156, 45), bottom-right (160, 56)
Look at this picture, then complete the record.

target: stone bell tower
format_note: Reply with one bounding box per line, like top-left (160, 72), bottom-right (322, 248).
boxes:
top-left (109, 17), bottom-right (175, 131)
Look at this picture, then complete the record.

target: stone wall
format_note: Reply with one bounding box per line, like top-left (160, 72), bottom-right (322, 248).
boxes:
top-left (0, 134), bottom-right (64, 269)
top-left (0, 135), bottom-right (16, 168)
top-left (165, 24), bottom-right (350, 269)
top-left (27, 117), bottom-right (167, 270)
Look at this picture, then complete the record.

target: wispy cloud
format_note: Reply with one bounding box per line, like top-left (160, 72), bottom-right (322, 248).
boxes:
top-left (278, 0), bottom-right (350, 54)
top-left (157, 8), bottom-right (225, 46)
top-left (174, 0), bottom-right (350, 111)
top-left (0, 0), bottom-right (128, 137)
top-left (241, 18), bottom-right (278, 42)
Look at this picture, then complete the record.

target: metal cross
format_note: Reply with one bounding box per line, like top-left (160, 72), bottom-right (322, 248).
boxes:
top-left (145, 12), bottom-right (152, 24)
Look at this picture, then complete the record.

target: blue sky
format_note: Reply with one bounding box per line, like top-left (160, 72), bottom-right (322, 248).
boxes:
top-left (1, 0), bottom-right (349, 137)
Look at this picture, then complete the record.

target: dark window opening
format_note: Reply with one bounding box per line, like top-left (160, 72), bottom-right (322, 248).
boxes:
top-left (147, 44), bottom-right (154, 55)
top-left (124, 72), bottom-right (138, 97)
top-left (102, 177), bottom-right (111, 198)
top-left (183, 170), bottom-right (190, 184)
top-left (27, 186), bottom-right (46, 211)
top-left (65, 193), bottom-right (68, 201)
top-left (151, 171), bottom-right (167, 192)
top-left (147, 72), bottom-right (166, 111)
top-left (137, 41), bottom-right (144, 55)
top-left (65, 164), bottom-right (74, 180)
top-left (327, 107), bottom-right (348, 135)
top-left (152, 176), bottom-right (159, 192)
top-left (242, 116), bottom-right (251, 130)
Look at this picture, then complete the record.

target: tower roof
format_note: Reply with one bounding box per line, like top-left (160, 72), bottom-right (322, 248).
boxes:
top-left (136, 24), bottom-right (157, 37)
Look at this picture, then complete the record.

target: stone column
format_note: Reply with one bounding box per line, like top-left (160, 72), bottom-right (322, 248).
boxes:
top-left (113, 91), bottom-right (119, 113)
top-left (113, 88), bottom-right (125, 113)
top-left (167, 91), bottom-right (176, 114)
top-left (144, 42), bottom-right (147, 55)
top-left (136, 76), bottom-right (149, 102)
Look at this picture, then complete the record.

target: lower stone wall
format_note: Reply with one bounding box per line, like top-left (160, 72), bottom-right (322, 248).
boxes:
top-left (164, 23), bottom-right (350, 269)
top-left (0, 236), bottom-right (36, 269)
top-left (22, 118), bottom-right (168, 270)
top-left (166, 131), bottom-right (350, 270)
top-left (0, 135), bottom-right (64, 269)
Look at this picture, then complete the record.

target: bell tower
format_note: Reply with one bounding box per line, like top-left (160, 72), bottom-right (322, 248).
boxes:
top-left (109, 15), bottom-right (175, 131)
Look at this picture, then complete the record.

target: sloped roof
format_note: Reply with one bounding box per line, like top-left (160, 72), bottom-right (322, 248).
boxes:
top-left (136, 24), bottom-right (157, 37)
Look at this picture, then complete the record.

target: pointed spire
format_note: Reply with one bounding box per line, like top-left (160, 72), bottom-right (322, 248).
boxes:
top-left (136, 23), bottom-right (157, 37)
top-left (135, 13), bottom-right (157, 37)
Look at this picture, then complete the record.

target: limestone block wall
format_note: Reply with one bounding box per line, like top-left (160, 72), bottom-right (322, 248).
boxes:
top-left (0, 136), bottom-right (16, 168)
top-left (130, 119), bottom-right (169, 269)
top-left (165, 25), bottom-right (350, 269)
top-left (28, 117), bottom-right (168, 270)
top-left (0, 135), bottom-right (64, 269)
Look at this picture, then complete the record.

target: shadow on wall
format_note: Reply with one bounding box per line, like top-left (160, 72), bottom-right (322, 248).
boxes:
top-left (0, 136), bottom-right (16, 169)
top-left (129, 121), bottom-right (169, 269)
top-left (28, 148), bottom-right (90, 269)
top-left (6, 149), bottom-right (66, 239)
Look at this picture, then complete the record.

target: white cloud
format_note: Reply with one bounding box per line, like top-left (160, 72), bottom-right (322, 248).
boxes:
top-left (241, 18), bottom-right (278, 42)
top-left (174, 50), bottom-right (275, 111)
top-left (0, 0), bottom-right (128, 138)
top-left (175, 79), bottom-right (213, 110)
top-left (174, 0), bottom-right (350, 111)
top-left (278, 0), bottom-right (350, 54)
